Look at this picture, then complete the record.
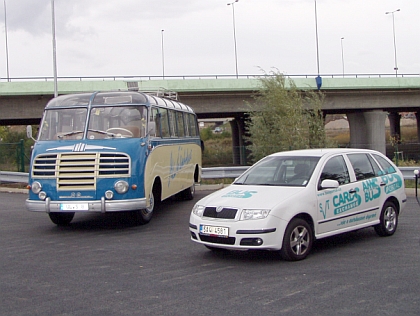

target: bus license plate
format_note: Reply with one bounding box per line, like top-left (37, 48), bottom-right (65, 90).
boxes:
top-left (60, 203), bottom-right (89, 211)
top-left (200, 225), bottom-right (229, 238)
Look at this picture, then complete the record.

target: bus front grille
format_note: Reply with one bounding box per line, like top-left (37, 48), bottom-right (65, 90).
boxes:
top-left (32, 152), bottom-right (131, 191)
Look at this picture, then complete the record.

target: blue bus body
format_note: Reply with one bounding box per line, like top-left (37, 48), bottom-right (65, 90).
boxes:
top-left (26, 91), bottom-right (202, 225)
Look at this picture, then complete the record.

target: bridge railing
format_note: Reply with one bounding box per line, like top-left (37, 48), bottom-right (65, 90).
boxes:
top-left (1, 73), bottom-right (419, 82)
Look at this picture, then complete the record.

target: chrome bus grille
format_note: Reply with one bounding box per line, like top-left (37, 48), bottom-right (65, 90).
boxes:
top-left (32, 152), bottom-right (130, 191)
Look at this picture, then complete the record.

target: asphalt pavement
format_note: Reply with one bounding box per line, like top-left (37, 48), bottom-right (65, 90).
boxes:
top-left (1, 189), bottom-right (420, 315)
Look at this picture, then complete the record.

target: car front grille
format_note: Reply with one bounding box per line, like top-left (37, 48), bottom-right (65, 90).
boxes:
top-left (203, 207), bottom-right (237, 219)
top-left (199, 235), bottom-right (236, 245)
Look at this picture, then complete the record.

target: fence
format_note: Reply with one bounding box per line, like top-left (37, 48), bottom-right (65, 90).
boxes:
top-left (0, 140), bottom-right (26, 172)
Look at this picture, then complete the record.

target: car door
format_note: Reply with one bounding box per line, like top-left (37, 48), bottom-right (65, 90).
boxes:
top-left (345, 153), bottom-right (384, 225)
top-left (316, 154), bottom-right (364, 236)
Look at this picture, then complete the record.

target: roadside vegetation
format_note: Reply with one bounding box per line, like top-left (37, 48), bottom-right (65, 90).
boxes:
top-left (200, 124), bottom-right (233, 167)
top-left (245, 70), bottom-right (334, 163)
top-left (0, 126), bottom-right (34, 172)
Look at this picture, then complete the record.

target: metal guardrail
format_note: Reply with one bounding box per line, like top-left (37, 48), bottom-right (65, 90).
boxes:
top-left (396, 167), bottom-right (419, 180)
top-left (1, 166), bottom-right (419, 184)
top-left (201, 166), bottom-right (248, 179)
top-left (0, 168), bottom-right (248, 184)
top-left (0, 171), bottom-right (29, 183)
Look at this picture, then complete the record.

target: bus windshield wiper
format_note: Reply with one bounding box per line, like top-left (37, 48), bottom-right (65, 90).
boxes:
top-left (88, 129), bottom-right (117, 137)
top-left (57, 130), bottom-right (83, 138)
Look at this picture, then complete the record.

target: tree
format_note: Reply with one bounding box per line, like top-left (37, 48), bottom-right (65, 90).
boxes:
top-left (0, 126), bottom-right (6, 141)
top-left (245, 70), bottom-right (332, 162)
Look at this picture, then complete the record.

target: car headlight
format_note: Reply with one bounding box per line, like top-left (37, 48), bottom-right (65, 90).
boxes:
top-left (240, 209), bottom-right (270, 221)
top-left (114, 180), bottom-right (129, 194)
top-left (192, 204), bottom-right (205, 217)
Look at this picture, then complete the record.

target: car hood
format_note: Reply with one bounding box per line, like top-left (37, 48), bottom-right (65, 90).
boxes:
top-left (197, 184), bottom-right (306, 210)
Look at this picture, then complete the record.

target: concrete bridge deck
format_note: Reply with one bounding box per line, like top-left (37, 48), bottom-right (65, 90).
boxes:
top-left (1, 75), bottom-right (420, 161)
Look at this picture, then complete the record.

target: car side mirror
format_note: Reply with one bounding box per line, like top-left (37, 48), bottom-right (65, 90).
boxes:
top-left (320, 179), bottom-right (339, 189)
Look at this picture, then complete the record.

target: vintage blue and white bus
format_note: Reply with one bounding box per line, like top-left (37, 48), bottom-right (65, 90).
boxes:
top-left (26, 91), bottom-right (202, 225)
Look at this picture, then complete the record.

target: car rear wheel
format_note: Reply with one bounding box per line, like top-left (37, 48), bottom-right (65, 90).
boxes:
top-left (49, 212), bottom-right (75, 226)
top-left (374, 201), bottom-right (398, 236)
top-left (280, 218), bottom-right (313, 261)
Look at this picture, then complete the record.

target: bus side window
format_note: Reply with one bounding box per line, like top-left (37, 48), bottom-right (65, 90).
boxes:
top-left (176, 111), bottom-right (186, 137)
top-left (159, 108), bottom-right (170, 137)
top-left (149, 108), bottom-right (159, 137)
top-left (168, 110), bottom-right (177, 137)
top-left (188, 113), bottom-right (198, 137)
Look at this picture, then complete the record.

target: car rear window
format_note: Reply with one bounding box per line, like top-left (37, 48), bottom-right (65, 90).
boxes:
top-left (372, 154), bottom-right (397, 175)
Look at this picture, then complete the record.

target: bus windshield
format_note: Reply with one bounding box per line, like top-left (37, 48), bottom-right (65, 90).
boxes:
top-left (38, 106), bottom-right (147, 140)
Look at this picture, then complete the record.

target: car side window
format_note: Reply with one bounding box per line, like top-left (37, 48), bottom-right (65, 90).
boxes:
top-left (319, 155), bottom-right (350, 187)
top-left (372, 153), bottom-right (397, 175)
top-left (347, 153), bottom-right (376, 181)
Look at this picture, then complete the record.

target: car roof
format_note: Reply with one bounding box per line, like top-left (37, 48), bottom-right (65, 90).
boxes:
top-left (269, 148), bottom-right (380, 158)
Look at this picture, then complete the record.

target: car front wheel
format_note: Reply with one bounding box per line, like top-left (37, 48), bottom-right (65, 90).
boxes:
top-left (280, 218), bottom-right (313, 261)
top-left (374, 201), bottom-right (398, 237)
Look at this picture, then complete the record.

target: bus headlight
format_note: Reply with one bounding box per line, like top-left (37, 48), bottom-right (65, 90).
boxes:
top-left (114, 180), bottom-right (129, 194)
top-left (38, 191), bottom-right (47, 201)
top-left (240, 209), bottom-right (270, 221)
top-left (31, 181), bottom-right (42, 194)
top-left (105, 190), bottom-right (114, 199)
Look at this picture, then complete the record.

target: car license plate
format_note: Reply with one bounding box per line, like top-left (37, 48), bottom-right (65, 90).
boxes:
top-left (200, 225), bottom-right (229, 238)
top-left (60, 203), bottom-right (89, 211)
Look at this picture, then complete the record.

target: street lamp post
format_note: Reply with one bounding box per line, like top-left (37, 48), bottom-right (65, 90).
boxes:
top-left (51, 0), bottom-right (58, 97)
top-left (227, 0), bottom-right (239, 78)
top-left (341, 37), bottom-right (345, 77)
top-left (161, 29), bottom-right (165, 78)
top-left (3, 0), bottom-right (10, 81)
top-left (314, 0), bottom-right (322, 89)
top-left (385, 9), bottom-right (400, 77)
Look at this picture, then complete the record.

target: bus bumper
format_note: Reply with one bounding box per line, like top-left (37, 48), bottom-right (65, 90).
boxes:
top-left (25, 197), bottom-right (147, 213)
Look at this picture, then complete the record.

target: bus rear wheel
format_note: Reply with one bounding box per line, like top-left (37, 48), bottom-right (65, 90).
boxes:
top-left (49, 212), bottom-right (75, 226)
top-left (181, 184), bottom-right (195, 200)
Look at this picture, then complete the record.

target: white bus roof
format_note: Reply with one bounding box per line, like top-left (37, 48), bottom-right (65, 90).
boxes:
top-left (45, 91), bottom-right (195, 114)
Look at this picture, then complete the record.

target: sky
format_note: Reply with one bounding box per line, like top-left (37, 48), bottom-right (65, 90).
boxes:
top-left (0, 0), bottom-right (419, 79)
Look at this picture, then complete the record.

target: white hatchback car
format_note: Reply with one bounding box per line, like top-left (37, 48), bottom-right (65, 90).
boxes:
top-left (189, 148), bottom-right (407, 260)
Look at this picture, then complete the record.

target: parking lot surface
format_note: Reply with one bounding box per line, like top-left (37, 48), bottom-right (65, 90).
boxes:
top-left (1, 190), bottom-right (419, 315)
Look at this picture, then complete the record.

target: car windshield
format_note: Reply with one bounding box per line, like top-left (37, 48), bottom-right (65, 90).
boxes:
top-left (234, 156), bottom-right (320, 187)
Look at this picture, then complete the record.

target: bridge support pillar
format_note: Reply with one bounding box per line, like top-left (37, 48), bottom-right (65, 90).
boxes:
top-left (415, 112), bottom-right (420, 142)
top-left (347, 110), bottom-right (386, 154)
top-left (230, 117), bottom-right (247, 165)
top-left (388, 112), bottom-right (401, 142)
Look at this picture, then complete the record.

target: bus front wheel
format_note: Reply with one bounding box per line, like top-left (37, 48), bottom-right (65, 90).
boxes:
top-left (133, 188), bottom-right (159, 225)
top-left (49, 212), bottom-right (75, 226)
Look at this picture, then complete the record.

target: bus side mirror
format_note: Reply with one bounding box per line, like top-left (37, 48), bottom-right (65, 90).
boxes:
top-left (27, 125), bottom-right (35, 141)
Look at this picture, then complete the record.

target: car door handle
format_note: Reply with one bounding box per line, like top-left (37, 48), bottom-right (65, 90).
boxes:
top-left (349, 189), bottom-right (357, 194)
top-left (380, 182), bottom-right (386, 186)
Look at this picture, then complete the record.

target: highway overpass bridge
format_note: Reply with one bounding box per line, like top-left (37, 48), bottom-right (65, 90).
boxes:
top-left (1, 75), bottom-right (420, 164)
